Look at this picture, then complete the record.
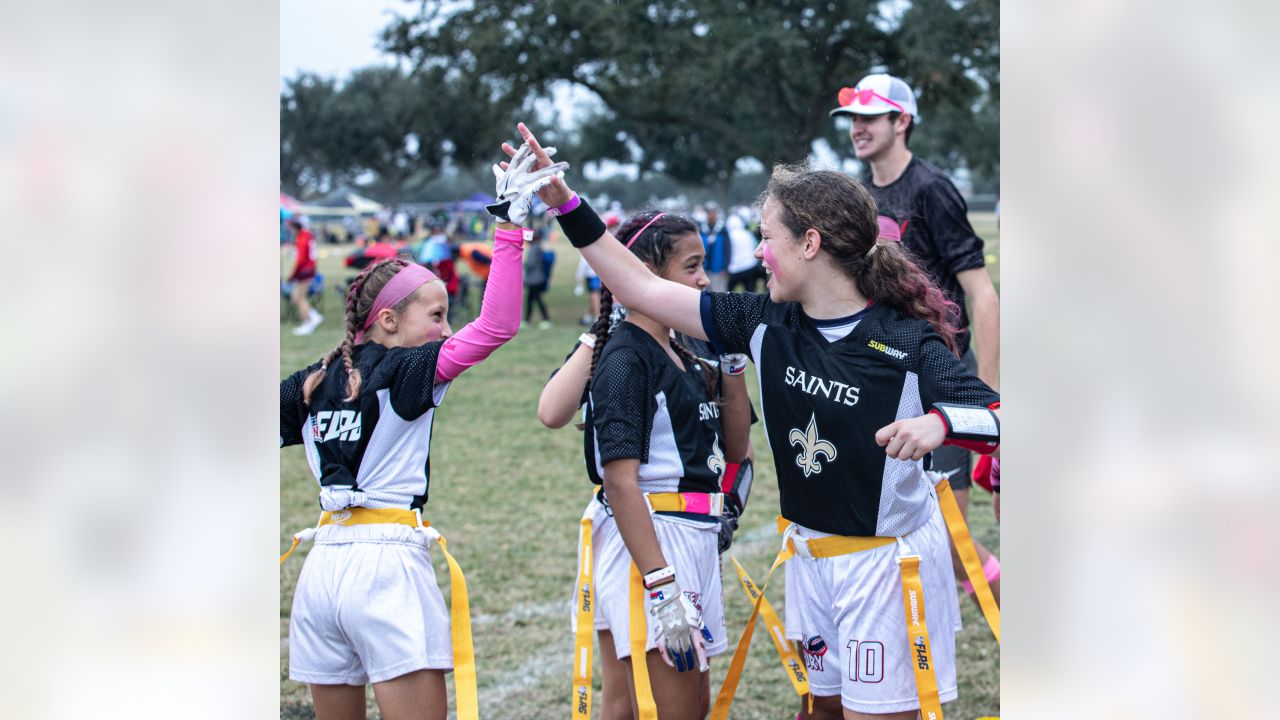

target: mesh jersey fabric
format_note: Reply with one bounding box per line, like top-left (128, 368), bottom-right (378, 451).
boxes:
top-left (700, 290), bottom-right (998, 536)
top-left (865, 157), bottom-right (986, 355)
top-left (586, 322), bottom-right (725, 501)
top-left (280, 340), bottom-right (448, 510)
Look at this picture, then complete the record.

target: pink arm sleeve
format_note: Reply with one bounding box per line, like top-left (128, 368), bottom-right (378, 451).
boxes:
top-left (434, 227), bottom-right (526, 382)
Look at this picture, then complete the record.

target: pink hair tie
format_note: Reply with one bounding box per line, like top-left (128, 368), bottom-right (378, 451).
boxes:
top-left (877, 215), bottom-right (902, 242)
top-left (625, 212), bottom-right (666, 249)
top-left (355, 263), bottom-right (439, 343)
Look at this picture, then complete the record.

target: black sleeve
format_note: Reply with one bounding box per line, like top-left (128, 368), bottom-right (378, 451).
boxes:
top-left (700, 290), bottom-right (769, 355)
top-left (280, 363), bottom-right (321, 447)
top-left (590, 347), bottom-right (654, 464)
top-left (388, 341), bottom-right (444, 421)
top-left (917, 333), bottom-right (999, 409)
top-left (920, 179), bottom-right (985, 276)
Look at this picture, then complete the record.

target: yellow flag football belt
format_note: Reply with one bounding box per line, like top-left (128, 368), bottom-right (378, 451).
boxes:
top-left (934, 476), bottom-right (1001, 643)
top-left (712, 496), bottom-right (1002, 720)
top-left (571, 490), bottom-right (725, 720)
top-left (280, 507), bottom-right (479, 720)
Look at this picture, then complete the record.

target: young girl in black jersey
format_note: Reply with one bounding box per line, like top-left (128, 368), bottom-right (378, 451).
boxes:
top-left (504, 124), bottom-right (999, 720)
top-left (279, 145), bottom-right (563, 720)
top-left (537, 212), bottom-right (752, 720)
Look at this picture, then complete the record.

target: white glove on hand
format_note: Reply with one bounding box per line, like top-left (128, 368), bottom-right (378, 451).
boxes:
top-left (487, 142), bottom-right (569, 226)
top-left (719, 353), bottom-right (748, 376)
top-left (647, 576), bottom-right (711, 672)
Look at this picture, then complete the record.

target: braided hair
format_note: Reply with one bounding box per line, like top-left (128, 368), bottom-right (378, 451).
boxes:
top-left (586, 210), bottom-right (718, 409)
top-left (301, 257), bottom-right (418, 405)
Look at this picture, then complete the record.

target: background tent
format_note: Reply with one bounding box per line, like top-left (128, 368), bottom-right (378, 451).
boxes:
top-left (291, 187), bottom-right (385, 217)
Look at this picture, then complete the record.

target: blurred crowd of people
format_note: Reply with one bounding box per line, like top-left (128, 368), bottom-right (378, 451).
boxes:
top-left (282, 199), bottom-right (767, 335)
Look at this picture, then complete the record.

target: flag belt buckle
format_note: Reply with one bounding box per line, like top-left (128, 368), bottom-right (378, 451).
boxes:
top-left (645, 491), bottom-right (725, 516)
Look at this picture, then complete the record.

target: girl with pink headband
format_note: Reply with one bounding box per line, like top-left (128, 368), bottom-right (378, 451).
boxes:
top-left (537, 209), bottom-right (753, 720)
top-left (279, 142), bottom-right (566, 720)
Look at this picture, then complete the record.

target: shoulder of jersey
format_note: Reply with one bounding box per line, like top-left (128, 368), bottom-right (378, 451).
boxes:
top-left (860, 306), bottom-right (930, 365)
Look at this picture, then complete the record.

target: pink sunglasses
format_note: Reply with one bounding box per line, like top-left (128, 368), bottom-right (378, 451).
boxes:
top-left (837, 86), bottom-right (905, 113)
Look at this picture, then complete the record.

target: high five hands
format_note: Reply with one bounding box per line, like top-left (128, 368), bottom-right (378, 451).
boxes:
top-left (487, 133), bottom-right (569, 226)
top-left (498, 123), bottom-right (575, 209)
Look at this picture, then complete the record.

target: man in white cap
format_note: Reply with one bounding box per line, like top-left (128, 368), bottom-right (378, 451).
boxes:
top-left (830, 68), bottom-right (1003, 645)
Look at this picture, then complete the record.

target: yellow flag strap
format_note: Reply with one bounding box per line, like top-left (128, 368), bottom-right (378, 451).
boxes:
top-left (571, 517), bottom-right (594, 720)
top-left (934, 478), bottom-right (1001, 643)
top-left (709, 540), bottom-right (793, 720)
top-left (629, 564), bottom-right (658, 720)
top-left (435, 533), bottom-right (478, 720)
top-left (727, 553), bottom-right (809, 698)
top-left (899, 554), bottom-right (944, 720)
top-left (278, 507), bottom-right (477, 720)
top-left (279, 536), bottom-right (302, 565)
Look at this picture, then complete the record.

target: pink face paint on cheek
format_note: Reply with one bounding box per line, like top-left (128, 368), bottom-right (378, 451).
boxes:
top-left (762, 242), bottom-right (778, 272)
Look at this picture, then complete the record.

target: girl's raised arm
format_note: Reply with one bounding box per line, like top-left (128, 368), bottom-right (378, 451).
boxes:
top-left (504, 123), bottom-right (708, 340)
top-left (436, 140), bottom-right (570, 382)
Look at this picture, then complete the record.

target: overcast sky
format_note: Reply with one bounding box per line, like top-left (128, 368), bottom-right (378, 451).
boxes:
top-left (280, 0), bottom-right (406, 84)
top-left (278, 0), bottom-right (854, 177)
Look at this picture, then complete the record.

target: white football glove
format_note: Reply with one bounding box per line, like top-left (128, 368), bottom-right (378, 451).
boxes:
top-left (487, 142), bottom-right (569, 226)
top-left (647, 575), bottom-right (711, 672)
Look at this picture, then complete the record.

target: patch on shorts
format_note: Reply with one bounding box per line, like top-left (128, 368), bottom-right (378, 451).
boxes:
top-left (803, 634), bottom-right (828, 672)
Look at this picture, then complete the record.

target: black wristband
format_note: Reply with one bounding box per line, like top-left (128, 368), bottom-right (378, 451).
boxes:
top-left (555, 197), bottom-right (607, 248)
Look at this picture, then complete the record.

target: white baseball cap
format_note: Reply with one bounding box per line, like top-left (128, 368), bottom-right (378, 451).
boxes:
top-left (829, 74), bottom-right (921, 124)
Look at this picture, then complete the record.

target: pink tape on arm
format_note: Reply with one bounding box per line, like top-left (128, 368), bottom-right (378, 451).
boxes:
top-left (434, 228), bottom-right (526, 382)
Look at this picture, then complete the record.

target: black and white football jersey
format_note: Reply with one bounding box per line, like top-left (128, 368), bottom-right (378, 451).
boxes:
top-left (701, 291), bottom-right (998, 537)
top-left (586, 322), bottom-right (726, 502)
top-left (280, 341), bottom-right (450, 511)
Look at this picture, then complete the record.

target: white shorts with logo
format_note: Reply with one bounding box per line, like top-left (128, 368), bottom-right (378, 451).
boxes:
top-left (289, 522), bottom-right (453, 685)
top-left (571, 500), bottom-right (728, 661)
top-left (783, 496), bottom-right (961, 714)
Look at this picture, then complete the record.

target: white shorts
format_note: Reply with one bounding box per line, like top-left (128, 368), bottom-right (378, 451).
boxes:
top-left (289, 523), bottom-right (453, 685)
top-left (572, 500), bottom-right (728, 661)
top-left (783, 497), bottom-right (961, 714)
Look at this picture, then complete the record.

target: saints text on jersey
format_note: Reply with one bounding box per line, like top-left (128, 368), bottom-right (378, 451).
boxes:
top-left (312, 410), bottom-right (362, 442)
top-left (784, 366), bottom-right (861, 406)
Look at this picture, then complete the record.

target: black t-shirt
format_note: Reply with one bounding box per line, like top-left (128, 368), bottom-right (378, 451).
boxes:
top-left (866, 157), bottom-right (985, 355)
top-left (586, 323), bottom-right (724, 504)
top-left (701, 291), bottom-right (998, 537)
top-left (280, 341), bottom-right (446, 510)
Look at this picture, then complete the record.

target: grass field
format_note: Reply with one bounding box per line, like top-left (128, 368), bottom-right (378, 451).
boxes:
top-left (281, 213), bottom-right (1000, 719)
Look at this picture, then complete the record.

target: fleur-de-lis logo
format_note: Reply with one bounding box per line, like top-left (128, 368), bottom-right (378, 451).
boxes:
top-left (789, 414), bottom-right (837, 478)
top-left (707, 434), bottom-right (726, 477)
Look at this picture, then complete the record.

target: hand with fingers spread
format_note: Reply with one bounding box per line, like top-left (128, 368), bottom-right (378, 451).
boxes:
top-left (500, 122), bottom-right (575, 209)
top-left (874, 413), bottom-right (947, 461)
top-left (645, 568), bottom-right (711, 672)
top-left (487, 139), bottom-right (568, 226)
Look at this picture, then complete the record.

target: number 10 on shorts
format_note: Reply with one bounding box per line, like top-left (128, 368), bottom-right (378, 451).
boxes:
top-left (846, 640), bottom-right (884, 683)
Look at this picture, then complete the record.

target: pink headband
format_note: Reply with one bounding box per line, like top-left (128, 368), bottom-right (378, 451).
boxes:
top-left (625, 212), bottom-right (666, 249)
top-left (877, 215), bottom-right (901, 242)
top-left (356, 263), bottom-right (439, 342)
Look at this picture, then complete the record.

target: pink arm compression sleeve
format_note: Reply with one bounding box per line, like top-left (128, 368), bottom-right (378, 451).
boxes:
top-left (434, 227), bottom-right (525, 382)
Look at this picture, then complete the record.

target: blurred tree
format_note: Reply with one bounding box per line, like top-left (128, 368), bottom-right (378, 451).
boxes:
top-left (381, 0), bottom-right (998, 200)
top-left (281, 66), bottom-right (513, 201)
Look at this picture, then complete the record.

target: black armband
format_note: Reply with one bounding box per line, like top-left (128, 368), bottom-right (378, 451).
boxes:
top-left (555, 197), bottom-right (607, 248)
top-left (929, 402), bottom-right (1000, 454)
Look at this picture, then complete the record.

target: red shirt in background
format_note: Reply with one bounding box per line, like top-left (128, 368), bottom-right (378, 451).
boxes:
top-left (290, 228), bottom-right (316, 281)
